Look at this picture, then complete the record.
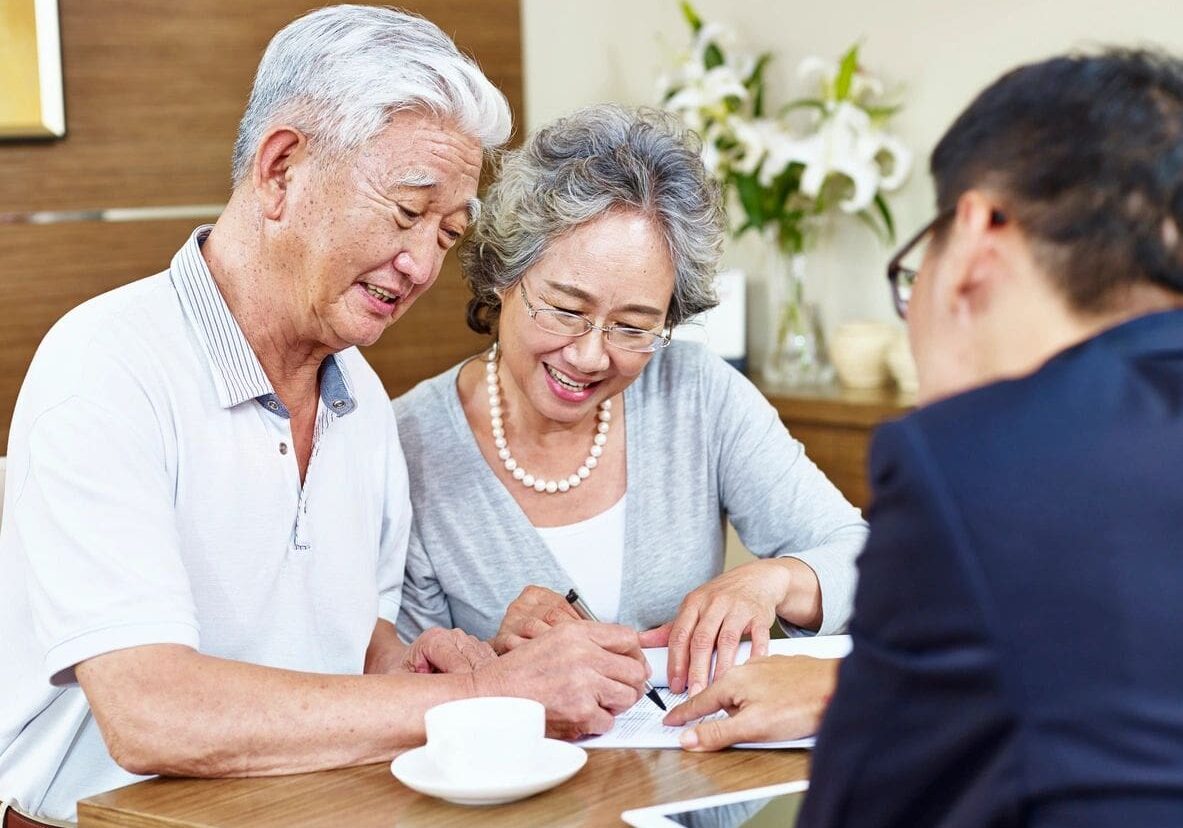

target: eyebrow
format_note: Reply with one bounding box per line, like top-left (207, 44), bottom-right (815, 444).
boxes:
top-left (391, 169), bottom-right (481, 223)
top-left (542, 280), bottom-right (665, 318)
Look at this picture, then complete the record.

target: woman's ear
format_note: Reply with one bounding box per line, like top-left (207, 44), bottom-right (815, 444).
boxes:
top-left (251, 126), bottom-right (308, 221)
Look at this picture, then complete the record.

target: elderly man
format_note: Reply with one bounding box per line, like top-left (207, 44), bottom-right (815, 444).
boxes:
top-left (0, 6), bottom-right (647, 824)
top-left (668, 49), bottom-right (1183, 825)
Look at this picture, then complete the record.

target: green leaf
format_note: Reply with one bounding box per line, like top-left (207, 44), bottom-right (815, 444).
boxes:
top-left (745, 53), bottom-right (773, 117)
top-left (856, 209), bottom-right (887, 243)
top-left (873, 193), bottom-right (896, 242)
top-left (704, 42), bottom-right (725, 70)
top-left (833, 43), bottom-right (861, 101)
top-left (864, 103), bottom-right (902, 120)
top-left (732, 173), bottom-right (767, 229)
top-left (779, 98), bottom-right (827, 116)
top-left (679, 1), bottom-right (703, 33)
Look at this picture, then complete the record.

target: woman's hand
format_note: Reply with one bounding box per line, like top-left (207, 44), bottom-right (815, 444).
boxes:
top-left (663, 655), bottom-right (840, 751)
top-left (491, 585), bottom-right (581, 654)
top-left (637, 558), bottom-right (820, 695)
top-left (401, 627), bottom-right (498, 674)
top-left (637, 559), bottom-right (787, 695)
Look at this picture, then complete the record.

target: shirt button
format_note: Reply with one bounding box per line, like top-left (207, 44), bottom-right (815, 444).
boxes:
top-left (331, 399), bottom-right (346, 409)
top-left (266, 400), bottom-right (279, 411)
top-left (279, 442), bottom-right (288, 455)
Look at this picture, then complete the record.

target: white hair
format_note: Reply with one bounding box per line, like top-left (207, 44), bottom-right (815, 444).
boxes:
top-left (230, 4), bottom-right (512, 185)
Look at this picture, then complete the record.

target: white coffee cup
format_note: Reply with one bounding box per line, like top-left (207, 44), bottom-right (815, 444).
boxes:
top-left (423, 696), bottom-right (545, 783)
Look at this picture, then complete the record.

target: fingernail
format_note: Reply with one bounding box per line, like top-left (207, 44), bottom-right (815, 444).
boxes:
top-left (679, 728), bottom-right (699, 749)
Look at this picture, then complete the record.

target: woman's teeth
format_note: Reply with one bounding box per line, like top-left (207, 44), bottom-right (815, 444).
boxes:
top-left (546, 364), bottom-right (589, 391)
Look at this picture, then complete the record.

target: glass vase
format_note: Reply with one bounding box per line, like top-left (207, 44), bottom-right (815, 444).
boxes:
top-left (761, 237), bottom-right (833, 387)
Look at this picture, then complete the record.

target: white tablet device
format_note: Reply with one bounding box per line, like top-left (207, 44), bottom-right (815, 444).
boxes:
top-left (621, 780), bottom-right (810, 828)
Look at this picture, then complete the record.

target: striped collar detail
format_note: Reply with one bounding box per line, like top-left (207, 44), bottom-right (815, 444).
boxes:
top-left (169, 225), bottom-right (357, 418)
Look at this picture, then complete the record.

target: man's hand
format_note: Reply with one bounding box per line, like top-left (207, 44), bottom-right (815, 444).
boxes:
top-left (662, 655), bottom-right (840, 751)
top-left (491, 585), bottom-right (581, 654)
top-left (401, 627), bottom-right (497, 674)
top-left (640, 559), bottom-right (808, 695)
top-left (475, 621), bottom-right (649, 740)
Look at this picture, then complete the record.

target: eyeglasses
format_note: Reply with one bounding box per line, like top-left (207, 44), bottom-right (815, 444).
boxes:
top-left (518, 282), bottom-right (671, 353)
top-left (886, 208), bottom-right (1006, 319)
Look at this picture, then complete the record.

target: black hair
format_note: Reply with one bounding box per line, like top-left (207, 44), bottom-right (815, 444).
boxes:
top-left (931, 48), bottom-right (1183, 311)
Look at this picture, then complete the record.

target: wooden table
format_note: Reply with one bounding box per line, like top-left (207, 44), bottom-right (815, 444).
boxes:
top-left (77, 749), bottom-right (809, 827)
top-left (758, 382), bottom-right (914, 510)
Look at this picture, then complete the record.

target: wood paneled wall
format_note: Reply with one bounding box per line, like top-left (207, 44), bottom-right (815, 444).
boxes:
top-left (0, 0), bottom-right (521, 448)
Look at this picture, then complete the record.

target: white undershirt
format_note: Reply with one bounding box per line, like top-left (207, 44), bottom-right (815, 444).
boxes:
top-left (535, 497), bottom-right (626, 623)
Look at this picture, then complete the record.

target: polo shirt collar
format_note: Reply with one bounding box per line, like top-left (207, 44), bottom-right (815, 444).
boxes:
top-left (169, 225), bottom-right (357, 419)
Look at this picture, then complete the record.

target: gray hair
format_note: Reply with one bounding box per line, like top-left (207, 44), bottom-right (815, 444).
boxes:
top-left (230, 4), bottom-right (512, 186)
top-left (460, 105), bottom-right (725, 335)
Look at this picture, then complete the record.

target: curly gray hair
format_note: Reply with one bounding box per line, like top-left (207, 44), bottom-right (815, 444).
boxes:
top-left (459, 105), bottom-right (725, 335)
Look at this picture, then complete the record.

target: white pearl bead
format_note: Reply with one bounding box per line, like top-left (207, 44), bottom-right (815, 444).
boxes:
top-left (602, 399), bottom-right (613, 409)
top-left (497, 448), bottom-right (510, 461)
top-left (558, 479), bottom-right (570, 492)
top-left (490, 405), bottom-right (502, 419)
top-left (491, 417), bottom-right (503, 429)
top-left (545, 480), bottom-right (558, 494)
top-left (504, 458), bottom-right (517, 471)
top-left (577, 466), bottom-right (590, 479)
top-left (486, 351), bottom-right (497, 362)
top-left (597, 422), bottom-right (610, 434)
top-left (494, 437), bottom-right (507, 449)
top-left (513, 467), bottom-right (526, 480)
top-left (590, 445), bottom-right (603, 458)
top-left (593, 433), bottom-right (607, 446)
top-left (568, 474), bottom-right (581, 487)
top-left (492, 427), bottom-right (504, 439)
top-left (522, 474), bottom-right (535, 487)
top-left (598, 410), bottom-right (612, 422)
top-left (585, 456), bottom-right (598, 469)
top-left (533, 478), bottom-right (547, 492)
top-left (489, 393), bottom-right (500, 407)
top-left (486, 362), bottom-right (497, 374)
top-left (486, 375), bottom-right (498, 387)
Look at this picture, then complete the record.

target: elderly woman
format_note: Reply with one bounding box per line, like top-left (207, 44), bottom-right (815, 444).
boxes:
top-left (394, 105), bottom-right (867, 696)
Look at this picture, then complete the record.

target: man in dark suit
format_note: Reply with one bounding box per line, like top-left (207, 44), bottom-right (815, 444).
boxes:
top-left (667, 49), bottom-right (1183, 825)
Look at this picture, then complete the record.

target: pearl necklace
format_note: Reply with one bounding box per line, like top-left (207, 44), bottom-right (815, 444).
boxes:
top-left (485, 344), bottom-right (611, 494)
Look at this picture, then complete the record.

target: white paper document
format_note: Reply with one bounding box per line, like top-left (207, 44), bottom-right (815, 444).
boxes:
top-left (579, 634), bottom-right (852, 750)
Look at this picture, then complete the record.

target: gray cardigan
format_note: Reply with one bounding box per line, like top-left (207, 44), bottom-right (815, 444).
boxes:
top-left (393, 341), bottom-right (868, 641)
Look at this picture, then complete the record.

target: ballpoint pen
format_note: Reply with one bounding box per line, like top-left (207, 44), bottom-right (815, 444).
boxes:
top-left (565, 588), bottom-right (667, 712)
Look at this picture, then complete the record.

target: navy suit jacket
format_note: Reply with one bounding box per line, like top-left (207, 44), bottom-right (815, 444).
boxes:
top-left (800, 310), bottom-right (1183, 828)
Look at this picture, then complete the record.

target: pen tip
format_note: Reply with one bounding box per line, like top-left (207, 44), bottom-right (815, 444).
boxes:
top-left (650, 689), bottom-right (667, 711)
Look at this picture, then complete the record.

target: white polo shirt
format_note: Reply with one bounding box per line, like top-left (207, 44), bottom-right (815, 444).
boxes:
top-left (0, 227), bottom-right (412, 820)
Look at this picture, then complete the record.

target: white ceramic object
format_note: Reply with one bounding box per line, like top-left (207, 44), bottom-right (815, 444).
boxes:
top-left (830, 321), bottom-right (896, 389)
top-left (885, 328), bottom-right (919, 394)
top-left (391, 738), bottom-right (588, 806)
top-left (423, 696), bottom-right (545, 785)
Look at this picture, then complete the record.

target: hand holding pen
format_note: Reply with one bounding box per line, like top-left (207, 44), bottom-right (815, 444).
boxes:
top-left (566, 588), bottom-right (667, 712)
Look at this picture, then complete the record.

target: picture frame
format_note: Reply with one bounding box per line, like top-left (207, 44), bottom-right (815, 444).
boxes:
top-left (0, 0), bottom-right (65, 139)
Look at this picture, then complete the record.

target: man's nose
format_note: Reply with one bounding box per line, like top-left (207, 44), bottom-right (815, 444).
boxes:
top-left (394, 225), bottom-right (441, 286)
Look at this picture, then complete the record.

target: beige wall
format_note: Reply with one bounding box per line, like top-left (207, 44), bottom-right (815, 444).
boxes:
top-left (521, 0), bottom-right (1183, 367)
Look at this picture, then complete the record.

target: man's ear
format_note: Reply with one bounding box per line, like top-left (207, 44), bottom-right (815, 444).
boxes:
top-left (251, 126), bottom-right (307, 221)
top-left (945, 189), bottom-right (1008, 319)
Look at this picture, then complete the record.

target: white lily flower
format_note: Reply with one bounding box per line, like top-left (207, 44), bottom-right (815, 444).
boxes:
top-left (665, 65), bottom-right (748, 115)
top-left (797, 56), bottom-right (835, 88)
top-left (730, 117), bottom-right (779, 175)
top-left (874, 134), bottom-right (912, 191)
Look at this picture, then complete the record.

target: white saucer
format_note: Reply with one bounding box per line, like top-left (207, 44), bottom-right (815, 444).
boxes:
top-left (390, 738), bottom-right (588, 806)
